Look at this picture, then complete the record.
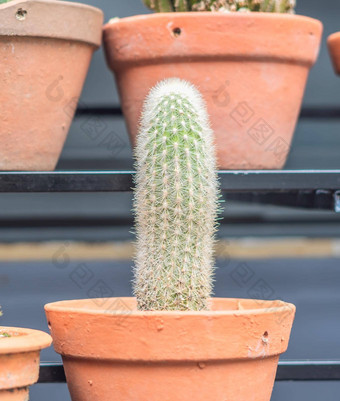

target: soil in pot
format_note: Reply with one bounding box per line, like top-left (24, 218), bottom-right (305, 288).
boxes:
top-left (0, 327), bottom-right (52, 401)
top-left (104, 12), bottom-right (322, 169)
top-left (0, 0), bottom-right (103, 171)
top-left (45, 297), bottom-right (295, 401)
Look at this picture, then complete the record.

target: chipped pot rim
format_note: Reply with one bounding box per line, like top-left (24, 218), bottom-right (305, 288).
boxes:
top-left (0, 326), bottom-right (52, 354)
top-left (0, 0), bottom-right (104, 48)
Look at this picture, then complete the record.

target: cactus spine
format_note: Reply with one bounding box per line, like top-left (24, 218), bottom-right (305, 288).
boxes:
top-left (143, 0), bottom-right (296, 13)
top-left (134, 78), bottom-right (219, 311)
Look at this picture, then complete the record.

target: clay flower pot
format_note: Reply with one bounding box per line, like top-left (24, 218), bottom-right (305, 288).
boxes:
top-left (0, 0), bottom-right (103, 171)
top-left (103, 13), bottom-right (322, 170)
top-left (0, 327), bottom-right (52, 401)
top-left (328, 32), bottom-right (340, 75)
top-left (45, 297), bottom-right (295, 401)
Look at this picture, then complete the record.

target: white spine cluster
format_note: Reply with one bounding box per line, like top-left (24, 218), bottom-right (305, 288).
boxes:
top-left (133, 78), bottom-right (220, 311)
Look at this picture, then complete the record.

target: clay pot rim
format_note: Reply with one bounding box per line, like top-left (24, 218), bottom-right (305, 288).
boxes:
top-left (327, 31), bottom-right (340, 75)
top-left (0, 0), bottom-right (101, 14)
top-left (0, 0), bottom-right (103, 48)
top-left (328, 31), bottom-right (340, 43)
top-left (0, 326), bottom-right (52, 354)
top-left (45, 297), bottom-right (295, 316)
top-left (46, 298), bottom-right (295, 361)
top-left (103, 11), bottom-right (321, 31)
top-left (104, 12), bottom-right (323, 69)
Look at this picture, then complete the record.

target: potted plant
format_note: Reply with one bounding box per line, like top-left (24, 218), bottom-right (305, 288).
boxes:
top-left (103, 0), bottom-right (322, 170)
top-left (0, 308), bottom-right (52, 401)
top-left (45, 79), bottom-right (295, 401)
top-left (328, 32), bottom-right (340, 75)
top-left (0, 0), bottom-right (103, 171)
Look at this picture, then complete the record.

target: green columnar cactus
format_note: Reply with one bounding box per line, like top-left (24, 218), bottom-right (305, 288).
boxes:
top-left (143, 0), bottom-right (296, 13)
top-left (134, 78), bottom-right (220, 311)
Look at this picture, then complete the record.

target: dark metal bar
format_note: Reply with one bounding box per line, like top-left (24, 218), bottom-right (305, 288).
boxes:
top-left (226, 191), bottom-right (335, 210)
top-left (0, 171), bottom-right (134, 193)
top-left (276, 361), bottom-right (340, 381)
top-left (300, 107), bottom-right (340, 119)
top-left (75, 106), bottom-right (340, 120)
top-left (1, 171), bottom-right (339, 210)
top-left (217, 170), bottom-right (340, 192)
top-left (39, 363), bottom-right (66, 383)
top-left (75, 106), bottom-right (122, 117)
top-left (0, 170), bottom-right (340, 193)
top-left (2, 215), bottom-right (340, 230)
top-left (38, 361), bottom-right (340, 384)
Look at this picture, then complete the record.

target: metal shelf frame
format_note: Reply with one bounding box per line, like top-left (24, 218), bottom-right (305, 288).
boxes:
top-left (38, 361), bottom-right (340, 383)
top-left (1, 170), bottom-right (340, 211)
top-left (1, 170), bottom-right (340, 193)
top-left (2, 169), bottom-right (340, 383)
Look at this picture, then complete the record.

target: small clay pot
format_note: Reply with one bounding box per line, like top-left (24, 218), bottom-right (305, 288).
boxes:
top-left (0, 0), bottom-right (103, 171)
top-left (103, 13), bottom-right (322, 170)
top-left (0, 327), bottom-right (52, 401)
top-left (328, 32), bottom-right (340, 75)
top-left (45, 297), bottom-right (295, 401)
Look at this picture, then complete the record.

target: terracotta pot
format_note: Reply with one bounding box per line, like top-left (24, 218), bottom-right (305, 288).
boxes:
top-left (45, 297), bottom-right (295, 401)
top-left (0, 327), bottom-right (52, 401)
top-left (103, 13), bottom-right (322, 170)
top-left (328, 32), bottom-right (340, 75)
top-left (0, 0), bottom-right (103, 171)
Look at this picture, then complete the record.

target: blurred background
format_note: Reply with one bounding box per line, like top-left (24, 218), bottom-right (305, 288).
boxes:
top-left (1, 0), bottom-right (340, 400)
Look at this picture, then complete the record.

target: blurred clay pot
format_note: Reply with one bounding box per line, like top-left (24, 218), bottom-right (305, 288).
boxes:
top-left (328, 32), bottom-right (340, 75)
top-left (104, 13), bottom-right (322, 169)
top-left (0, 0), bottom-right (103, 171)
top-left (0, 327), bottom-right (52, 401)
top-left (45, 297), bottom-right (295, 401)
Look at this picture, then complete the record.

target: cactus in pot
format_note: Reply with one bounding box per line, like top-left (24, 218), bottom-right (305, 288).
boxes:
top-left (143, 0), bottom-right (296, 13)
top-left (43, 81), bottom-right (296, 401)
top-left (133, 78), bottom-right (220, 311)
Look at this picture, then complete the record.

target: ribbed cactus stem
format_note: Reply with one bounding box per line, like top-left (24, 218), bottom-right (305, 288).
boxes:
top-left (134, 78), bottom-right (219, 311)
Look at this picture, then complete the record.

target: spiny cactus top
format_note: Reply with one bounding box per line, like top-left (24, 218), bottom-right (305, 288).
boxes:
top-left (134, 78), bottom-right (220, 311)
top-left (143, 0), bottom-right (296, 13)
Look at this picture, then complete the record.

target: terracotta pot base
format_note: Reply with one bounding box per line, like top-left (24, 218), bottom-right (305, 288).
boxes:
top-left (0, 327), bottom-right (52, 401)
top-left (0, 37), bottom-right (94, 170)
top-left (45, 297), bottom-right (296, 401)
top-left (0, 0), bottom-right (103, 171)
top-left (61, 356), bottom-right (281, 401)
top-left (104, 13), bottom-right (322, 170)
